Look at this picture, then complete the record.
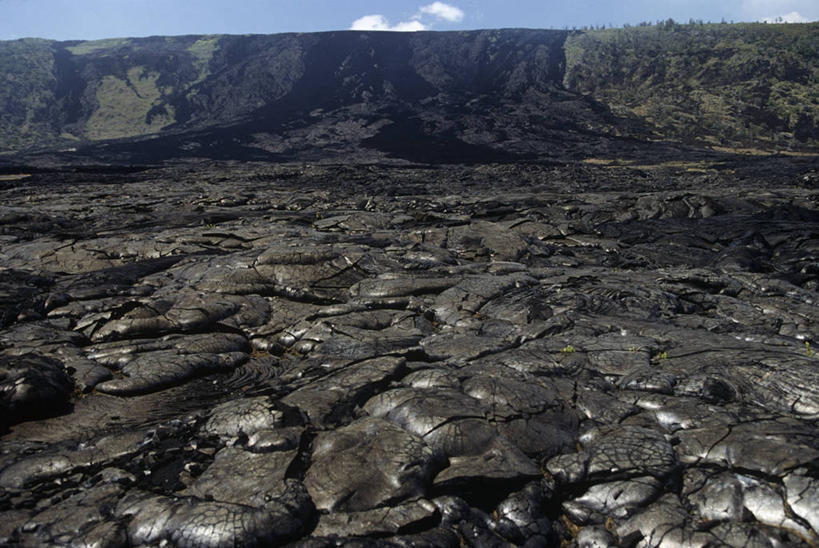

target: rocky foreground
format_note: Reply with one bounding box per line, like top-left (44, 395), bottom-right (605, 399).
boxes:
top-left (1, 160), bottom-right (818, 546)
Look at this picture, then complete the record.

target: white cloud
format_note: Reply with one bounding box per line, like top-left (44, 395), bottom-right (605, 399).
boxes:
top-left (760, 10), bottom-right (809, 22)
top-left (350, 2), bottom-right (464, 32)
top-left (418, 2), bottom-right (465, 23)
top-left (391, 20), bottom-right (428, 32)
top-left (350, 14), bottom-right (427, 32)
top-left (350, 15), bottom-right (388, 31)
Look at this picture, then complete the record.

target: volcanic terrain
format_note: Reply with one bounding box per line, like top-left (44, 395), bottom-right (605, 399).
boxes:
top-left (1, 24), bottom-right (818, 547)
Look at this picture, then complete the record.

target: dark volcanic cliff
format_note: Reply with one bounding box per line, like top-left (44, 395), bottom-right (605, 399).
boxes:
top-left (0, 24), bottom-right (817, 164)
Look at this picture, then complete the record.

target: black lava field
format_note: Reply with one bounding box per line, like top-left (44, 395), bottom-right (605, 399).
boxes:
top-left (1, 159), bottom-right (817, 546)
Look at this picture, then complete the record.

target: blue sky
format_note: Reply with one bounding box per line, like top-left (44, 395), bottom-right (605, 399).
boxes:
top-left (1, 0), bottom-right (817, 41)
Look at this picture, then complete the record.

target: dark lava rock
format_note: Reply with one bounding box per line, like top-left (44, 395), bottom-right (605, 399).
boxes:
top-left (304, 417), bottom-right (444, 512)
top-left (0, 354), bottom-right (73, 429)
top-left (0, 161), bottom-right (818, 546)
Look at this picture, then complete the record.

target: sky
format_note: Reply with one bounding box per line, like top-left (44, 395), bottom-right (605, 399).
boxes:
top-left (0, 0), bottom-right (817, 41)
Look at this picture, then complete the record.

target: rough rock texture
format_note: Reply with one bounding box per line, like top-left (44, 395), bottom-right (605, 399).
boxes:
top-left (3, 25), bottom-right (818, 162)
top-left (0, 160), bottom-right (818, 546)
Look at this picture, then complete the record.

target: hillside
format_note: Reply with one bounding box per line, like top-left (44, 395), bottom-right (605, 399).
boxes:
top-left (0, 23), bottom-right (817, 164)
top-left (564, 22), bottom-right (819, 150)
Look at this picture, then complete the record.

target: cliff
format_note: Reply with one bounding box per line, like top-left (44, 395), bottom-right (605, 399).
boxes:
top-left (1, 24), bottom-right (817, 164)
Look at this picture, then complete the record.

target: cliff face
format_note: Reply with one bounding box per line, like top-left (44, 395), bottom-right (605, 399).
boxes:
top-left (0, 24), bottom-right (817, 163)
top-left (563, 23), bottom-right (819, 150)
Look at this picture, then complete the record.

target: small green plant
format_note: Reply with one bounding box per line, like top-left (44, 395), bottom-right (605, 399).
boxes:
top-left (806, 341), bottom-right (815, 358)
top-left (656, 351), bottom-right (668, 360)
top-left (561, 345), bottom-right (576, 353)
top-left (628, 345), bottom-right (639, 352)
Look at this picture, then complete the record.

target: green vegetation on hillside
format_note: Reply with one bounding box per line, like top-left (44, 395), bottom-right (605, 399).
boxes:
top-left (0, 35), bottom-right (226, 152)
top-left (66, 38), bottom-right (132, 56)
top-left (85, 66), bottom-right (175, 140)
top-left (564, 22), bottom-right (819, 150)
top-left (0, 39), bottom-right (58, 152)
top-left (187, 35), bottom-right (220, 83)
top-left (0, 25), bottom-right (817, 155)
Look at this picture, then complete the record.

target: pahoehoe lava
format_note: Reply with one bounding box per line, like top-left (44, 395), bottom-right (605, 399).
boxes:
top-left (1, 23), bottom-right (819, 548)
top-left (1, 160), bottom-right (817, 546)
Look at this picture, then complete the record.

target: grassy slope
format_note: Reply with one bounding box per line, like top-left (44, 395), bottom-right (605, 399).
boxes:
top-left (564, 22), bottom-right (819, 151)
top-left (84, 66), bottom-right (173, 140)
top-left (0, 35), bottom-right (217, 153)
top-left (1, 24), bottom-right (817, 155)
top-left (0, 39), bottom-right (59, 151)
top-left (66, 36), bottom-right (215, 142)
